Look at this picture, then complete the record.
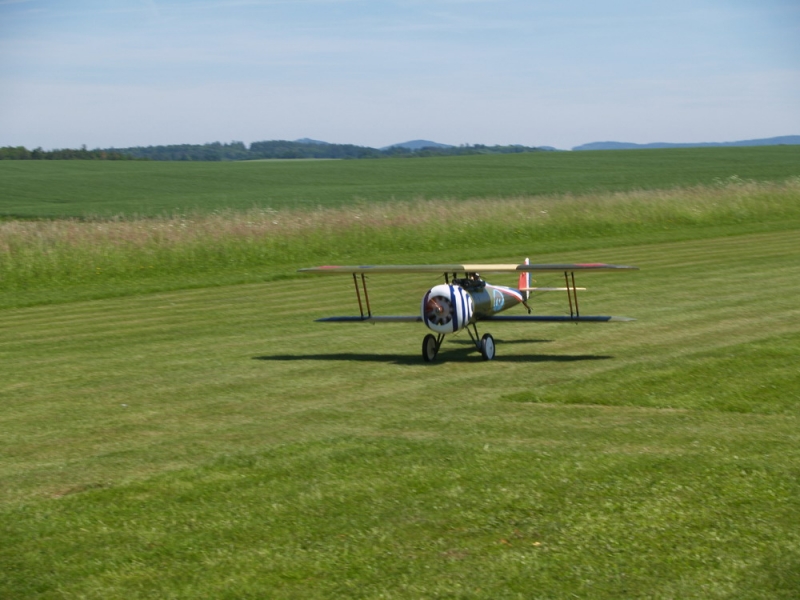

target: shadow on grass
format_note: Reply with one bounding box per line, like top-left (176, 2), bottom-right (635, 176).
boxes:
top-left (448, 338), bottom-right (554, 346)
top-left (254, 345), bottom-right (613, 365)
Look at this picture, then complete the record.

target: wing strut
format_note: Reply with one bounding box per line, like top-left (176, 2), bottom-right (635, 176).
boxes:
top-left (565, 271), bottom-right (580, 318)
top-left (352, 273), bottom-right (372, 318)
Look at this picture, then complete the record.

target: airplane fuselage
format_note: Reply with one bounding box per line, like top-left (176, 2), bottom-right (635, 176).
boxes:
top-left (467, 283), bottom-right (524, 320)
top-left (421, 279), bottom-right (525, 334)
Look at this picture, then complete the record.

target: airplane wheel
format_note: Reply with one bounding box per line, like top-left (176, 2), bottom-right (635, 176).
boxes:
top-left (480, 333), bottom-right (495, 361)
top-left (422, 334), bottom-right (439, 362)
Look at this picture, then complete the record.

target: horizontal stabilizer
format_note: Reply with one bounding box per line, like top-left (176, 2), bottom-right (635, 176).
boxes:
top-left (485, 315), bottom-right (636, 323)
top-left (316, 316), bottom-right (422, 323)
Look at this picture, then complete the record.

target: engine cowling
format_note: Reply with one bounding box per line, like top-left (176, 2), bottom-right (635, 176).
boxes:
top-left (421, 284), bottom-right (474, 333)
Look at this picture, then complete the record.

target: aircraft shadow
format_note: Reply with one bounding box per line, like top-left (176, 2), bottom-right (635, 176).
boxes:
top-left (253, 349), bottom-right (612, 365)
top-left (448, 338), bottom-right (554, 346)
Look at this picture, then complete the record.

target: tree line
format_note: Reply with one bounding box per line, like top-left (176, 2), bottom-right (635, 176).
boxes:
top-left (0, 140), bottom-right (553, 161)
top-left (0, 145), bottom-right (134, 160)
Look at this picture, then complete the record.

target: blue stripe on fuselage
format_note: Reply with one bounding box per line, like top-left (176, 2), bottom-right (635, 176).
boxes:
top-left (459, 286), bottom-right (467, 327)
top-left (449, 285), bottom-right (458, 331)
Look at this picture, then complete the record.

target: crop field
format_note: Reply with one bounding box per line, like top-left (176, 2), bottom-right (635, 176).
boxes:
top-left (2, 145), bottom-right (800, 218)
top-left (1, 151), bottom-right (800, 598)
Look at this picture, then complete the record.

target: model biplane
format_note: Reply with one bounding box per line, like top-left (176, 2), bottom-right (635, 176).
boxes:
top-left (298, 260), bottom-right (638, 362)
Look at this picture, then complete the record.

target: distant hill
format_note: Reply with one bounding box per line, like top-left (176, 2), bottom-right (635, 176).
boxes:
top-left (381, 140), bottom-right (454, 151)
top-left (573, 135), bottom-right (800, 151)
top-left (294, 138), bottom-right (330, 145)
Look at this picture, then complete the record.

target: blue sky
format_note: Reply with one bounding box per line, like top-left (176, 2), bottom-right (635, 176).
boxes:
top-left (1, 0), bottom-right (798, 150)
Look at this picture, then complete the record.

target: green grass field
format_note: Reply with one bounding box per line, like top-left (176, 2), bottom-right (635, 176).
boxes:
top-left (2, 145), bottom-right (800, 218)
top-left (1, 150), bottom-right (800, 598)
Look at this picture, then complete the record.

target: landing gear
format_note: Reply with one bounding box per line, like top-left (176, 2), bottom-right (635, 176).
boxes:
top-left (422, 333), bottom-right (444, 362)
top-left (480, 333), bottom-right (496, 361)
top-left (464, 323), bottom-right (496, 361)
top-left (422, 327), bottom-right (496, 362)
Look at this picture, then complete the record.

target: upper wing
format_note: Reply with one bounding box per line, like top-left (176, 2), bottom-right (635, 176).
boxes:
top-left (298, 263), bottom-right (638, 274)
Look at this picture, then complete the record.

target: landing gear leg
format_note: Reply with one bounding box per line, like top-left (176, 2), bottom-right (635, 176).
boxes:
top-left (422, 333), bottom-right (444, 362)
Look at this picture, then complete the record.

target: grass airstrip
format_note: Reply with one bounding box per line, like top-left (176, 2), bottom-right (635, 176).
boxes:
top-left (1, 148), bottom-right (799, 598)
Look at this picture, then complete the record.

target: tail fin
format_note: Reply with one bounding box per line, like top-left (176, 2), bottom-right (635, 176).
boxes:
top-left (517, 257), bottom-right (531, 301)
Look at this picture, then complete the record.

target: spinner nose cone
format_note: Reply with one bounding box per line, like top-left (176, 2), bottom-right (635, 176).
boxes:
top-left (424, 296), bottom-right (452, 325)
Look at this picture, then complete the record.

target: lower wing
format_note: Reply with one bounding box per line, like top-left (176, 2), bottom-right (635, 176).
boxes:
top-left (315, 315), bottom-right (633, 323)
top-left (316, 316), bottom-right (422, 323)
top-left (485, 315), bottom-right (635, 322)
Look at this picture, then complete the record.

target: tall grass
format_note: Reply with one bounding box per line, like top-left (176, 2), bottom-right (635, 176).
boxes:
top-left (2, 179), bottom-right (799, 297)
